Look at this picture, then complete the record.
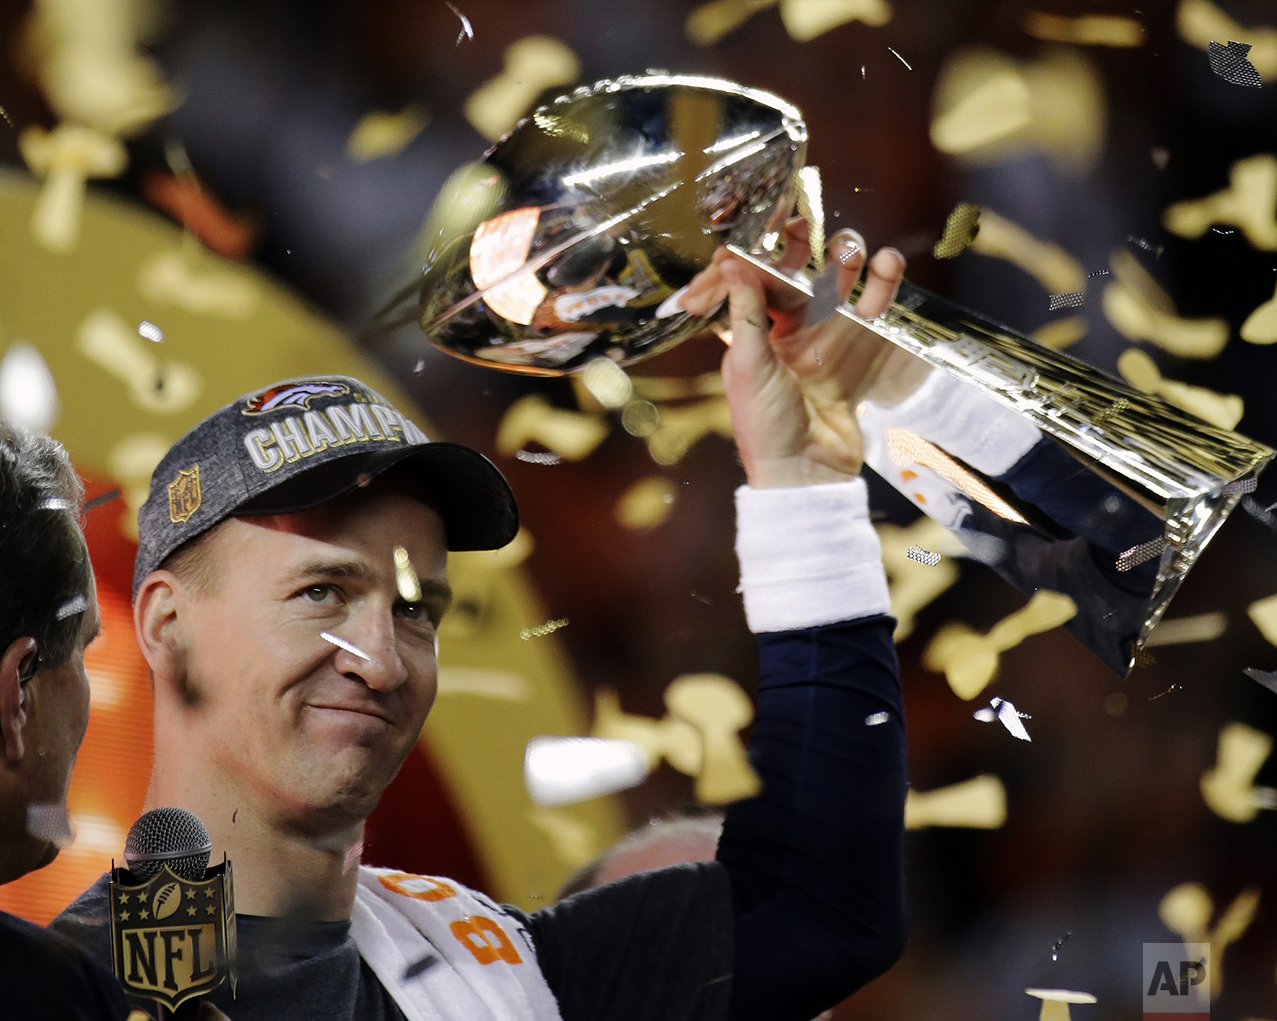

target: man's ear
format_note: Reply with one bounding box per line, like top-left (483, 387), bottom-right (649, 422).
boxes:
top-left (134, 572), bottom-right (186, 686)
top-left (0, 636), bottom-right (37, 764)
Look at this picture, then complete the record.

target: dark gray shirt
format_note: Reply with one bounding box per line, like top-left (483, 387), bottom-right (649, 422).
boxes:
top-left (50, 862), bottom-right (733, 1021)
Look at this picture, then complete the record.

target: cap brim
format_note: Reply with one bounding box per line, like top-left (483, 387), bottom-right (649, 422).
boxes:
top-left (236, 443), bottom-right (519, 551)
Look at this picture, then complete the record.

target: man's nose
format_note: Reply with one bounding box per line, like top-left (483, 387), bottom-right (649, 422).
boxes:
top-left (331, 607), bottom-right (409, 692)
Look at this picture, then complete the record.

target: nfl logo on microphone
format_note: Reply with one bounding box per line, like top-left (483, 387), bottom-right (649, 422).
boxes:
top-left (1143, 943), bottom-right (1210, 1021)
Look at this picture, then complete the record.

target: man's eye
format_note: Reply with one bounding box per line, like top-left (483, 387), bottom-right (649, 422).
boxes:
top-left (304, 586), bottom-right (331, 602)
top-left (398, 602), bottom-right (425, 620)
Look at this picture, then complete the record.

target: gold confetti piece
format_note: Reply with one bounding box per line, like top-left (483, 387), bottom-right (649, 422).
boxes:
top-left (527, 807), bottom-right (601, 868)
top-left (1102, 248), bottom-right (1229, 359)
top-left (592, 675), bottom-right (760, 804)
top-left (933, 202), bottom-right (981, 259)
top-left (664, 674), bottom-right (762, 804)
top-left (1240, 278), bottom-right (1277, 344)
top-left (905, 774), bottom-right (1006, 829)
top-left (1176, 0), bottom-right (1277, 82)
top-left (1159, 881), bottom-right (1261, 999)
top-left (968, 208), bottom-right (1086, 295)
top-left (779, 0), bottom-right (892, 40)
top-left (1116, 349), bottom-right (1243, 430)
top-left (794, 166), bottom-right (825, 271)
top-left (464, 36), bottom-right (580, 143)
top-left (923, 590), bottom-right (1077, 700)
top-left (886, 427), bottom-right (1029, 524)
top-left (136, 249), bottom-right (262, 320)
top-left (1025, 989), bottom-right (1097, 1021)
top-left (1200, 721), bottom-right (1274, 822)
top-left (593, 687), bottom-right (702, 777)
top-left (1144, 610), bottom-right (1228, 648)
top-left (18, 124), bottom-right (127, 253)
top-left (1022, 11), bottom-right (1145, 47)
top-left (435, 667), bottom-right (529, 701)
top-left (1164, 154), bottom-right (1277, 251)
top-left (76, 308), bottom-right (202, 414)
top-left (876, 518), bottom-right (962, 642)
top-left (496, 394), bottom-right (610, 461)
top-left (621, 400), bottom-right (661, 437)
top-left (1030, 316), bottom-right (1087, 350)
top-left (581, 357), bottom-right (633, 409)
top-left (630, 372), bottom-right (725, 401)
top-left (685, 0), bottom-right (767, 46)
top-left (521, 618), bottom-right (569, 640)
top-left (615, 475), bottom-right (678, 530)
top-left (345, 105), bottom-right (430, 163)
top-left (1247, 592), bottom-right (1277, 646)
top-left (393, 546), bottom-right (423, 602)
top-left (0, 342), bottom-right (59, 433)
top-left (930, 47), bottom-right (1106, 174)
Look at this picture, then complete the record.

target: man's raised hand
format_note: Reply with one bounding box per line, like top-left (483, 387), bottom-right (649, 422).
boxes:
top-left (680, 218), bottom-right (924, 489)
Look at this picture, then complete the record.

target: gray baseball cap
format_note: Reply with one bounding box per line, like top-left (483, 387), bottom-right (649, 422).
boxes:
top-left (132, 375), bottom-right (518, 595)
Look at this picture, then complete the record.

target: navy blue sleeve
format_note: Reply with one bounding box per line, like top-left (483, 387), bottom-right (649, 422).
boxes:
top-left (717, 615), bottom-right (908, 1021)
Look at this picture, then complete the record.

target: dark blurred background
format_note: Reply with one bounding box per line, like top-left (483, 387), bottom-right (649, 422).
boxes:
top-left (3, 1), bottom-right (1277, 1018)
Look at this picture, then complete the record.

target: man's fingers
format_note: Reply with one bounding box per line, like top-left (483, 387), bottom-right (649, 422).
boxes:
top-left (722, 259), bottom-right (776, 375)
top-left (854, 247), bottom-right (906, 319)
top-left (829, 229), bottom-right (866, 301)
top-left (773, 216), bottom-right (811, 274)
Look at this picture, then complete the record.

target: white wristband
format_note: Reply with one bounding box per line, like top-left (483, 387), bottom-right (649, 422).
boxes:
top-left (735, 479), bottom-right (891, 634)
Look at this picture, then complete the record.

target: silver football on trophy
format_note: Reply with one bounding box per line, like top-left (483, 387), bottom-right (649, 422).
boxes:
top-left (416, 74), bottom-right (805, 374)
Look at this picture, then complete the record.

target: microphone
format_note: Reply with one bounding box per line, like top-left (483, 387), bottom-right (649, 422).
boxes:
top-left (110, 807), bottom-right (237, 1019)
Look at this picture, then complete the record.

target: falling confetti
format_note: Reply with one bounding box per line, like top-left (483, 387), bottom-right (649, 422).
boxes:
top-left (521, 618), bottom-right (569, 640)
top-left (1243, 666), bottom-right (1277, 695)
top-left (83, 488), bottom-right (121, 512)
top-left (932, 202), bottom-right (981, 259)
top-left (973, 696), bottom-right (1032, 741)
top-left (1048, 291), bottom-right (1085, 310)
top-left (515, 450), bottom-right (563, 465)
top-left (446, 2), bottom-right (474, 45)
top-left (403, 955), bottom-right (440, 981)
top-left (1207, 39), bottom-right (1264, 86)
top-left (1051, 931), bottom-right (1073, 961)
top-left (1087, 268), bottom-right (1110, 277)
top-left (393, 546), bottom-right (422, 602)
top-left (320, 631), bottom-right (374, 662)
top-left (1149, 683), bottom-right (1182, 700)
top-left (341, 839), bottom-right (363, 875)
top-left (1127, 234), bottom-right (1162, 255)
top-left (56, 594), bottom-right (88, 620)
top-left (581, 357), bottom-right (633, 409)
top-left (1241, 496), bottom-right (1277, 530)
top-left (137, 320), bottom-right (163, 343)
top-left (1116, 536), bottom-right (1166, 572)
top-left (906, 545), bottom-right (942, 566)
top-left (887, 45), bottom-right (912, 70)
top-left (1025, 988), bottom-right (1096, 1021)
top-left (0, 104), bottom-right (12, 128)
top-left (1200, 720), bottom-right (1274, 821)
top-left (865, 711), bottom-right (890, 726)
top-left (38, 497), bottom-right (74, 511)
top-left (1164, 154), bottom-right (1277, 250)
top-left (905, 774), bottom-right (1007, 829)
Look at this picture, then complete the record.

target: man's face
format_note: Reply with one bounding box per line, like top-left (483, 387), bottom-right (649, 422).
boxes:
top-left (175, 479), bottom-right (450, 835)
top-left (8, 580), bottom-right (99, 878)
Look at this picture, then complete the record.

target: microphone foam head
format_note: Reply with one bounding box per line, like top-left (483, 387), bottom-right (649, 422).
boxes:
top-left (124, 807), bottom-right (212, 882)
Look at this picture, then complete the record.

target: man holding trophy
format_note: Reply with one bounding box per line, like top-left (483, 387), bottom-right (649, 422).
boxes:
top-left (51, 72), bottom-right (1270, 1021)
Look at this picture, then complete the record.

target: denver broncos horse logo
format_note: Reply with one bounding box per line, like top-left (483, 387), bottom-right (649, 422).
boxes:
top-left (242, 381), bottom-right (350, 414)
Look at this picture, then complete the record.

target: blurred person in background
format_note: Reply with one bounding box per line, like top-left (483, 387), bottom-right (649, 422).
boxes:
top-left (0, 421), bottom-right (122, 1019)
top-left (52, 222), bottom-right (914, 1021)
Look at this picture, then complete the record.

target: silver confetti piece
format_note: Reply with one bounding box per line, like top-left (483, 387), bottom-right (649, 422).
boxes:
top-left (1208, 40), bottom-right (1263, 88)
